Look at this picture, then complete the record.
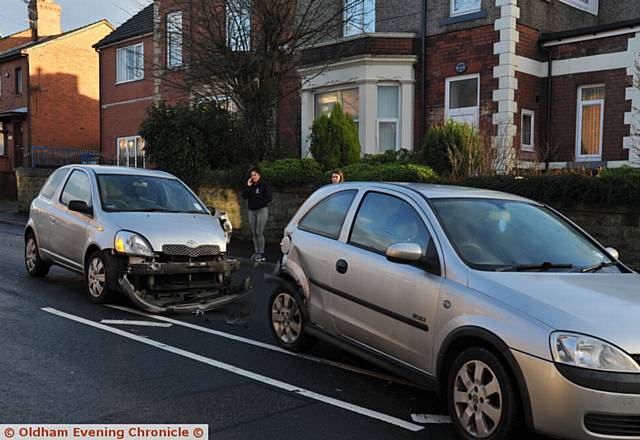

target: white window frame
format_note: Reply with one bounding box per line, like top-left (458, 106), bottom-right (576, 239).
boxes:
top-left (344, 0), bottom-right (375, 37)
top-left (445, 73), bottom-right (480, 126)
top-left (227, 0), bottom-right (251, 52)
top-left (521, 109), bottom-right (535, 152)
top-left (167, 11), bottom-right (183, 68)
top-left (575, 84), bottom-right (605, 161)
top-left (117, 136), bottom-right (145, 168)
top-left (450, 0), bottom-right (482, 17)
top-left (376, 85), bottom-right (400, 152)
top-left (116, 43), bottom-right (144, 84)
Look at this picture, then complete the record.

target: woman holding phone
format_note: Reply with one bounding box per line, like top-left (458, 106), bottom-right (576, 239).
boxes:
top-left (242, 167), bottom-right (272, 262)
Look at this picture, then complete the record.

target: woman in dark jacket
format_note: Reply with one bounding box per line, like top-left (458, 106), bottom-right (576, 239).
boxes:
top-left (242, 167), bottom-right (272, 262)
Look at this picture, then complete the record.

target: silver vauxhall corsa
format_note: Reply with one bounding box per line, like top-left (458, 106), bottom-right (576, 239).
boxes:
top-left (267, 182), bottom-right (640, 440)
top-left (25, 165), bottom-right (246, 314)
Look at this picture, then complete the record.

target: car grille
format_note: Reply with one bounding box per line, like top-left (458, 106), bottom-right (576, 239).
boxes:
top-left (162, 244), bottom-right (221, 258)
top-left (585, 414), bottom-right (640, 436)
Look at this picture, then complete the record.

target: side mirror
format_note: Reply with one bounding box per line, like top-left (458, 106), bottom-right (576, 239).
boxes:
top-left (605, 247), bottom-right (620, 261)
top-left (68, 200), bottom-right (93, 216)
top-left (386, 242), bottom-right (423, 263)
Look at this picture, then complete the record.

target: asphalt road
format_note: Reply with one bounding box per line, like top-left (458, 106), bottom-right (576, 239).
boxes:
top-left (0, 222), bottom-right (548, 439)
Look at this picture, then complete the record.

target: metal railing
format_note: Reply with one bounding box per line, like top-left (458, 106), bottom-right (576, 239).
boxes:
top-left (29, 146), bottom-right (149, 168)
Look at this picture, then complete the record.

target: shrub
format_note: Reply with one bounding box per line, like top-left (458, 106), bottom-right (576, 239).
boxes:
top-left (361, 148), bottom-right (423, 165)
top-left (422, 120), bottom-right (487, 178)
top-left (309, 103), bottom-right (361, 170)
top-left (140, 101), bottom-right (245, 188)
top-left (341, 162), bottom-right (437, 183)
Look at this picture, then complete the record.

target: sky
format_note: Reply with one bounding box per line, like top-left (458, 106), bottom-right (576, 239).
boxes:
top-left (0, 0), bottom-right (153, 37)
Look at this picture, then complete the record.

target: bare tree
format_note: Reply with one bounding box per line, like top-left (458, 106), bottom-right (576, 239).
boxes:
top-left (157, 0), bottom-right (368, 161)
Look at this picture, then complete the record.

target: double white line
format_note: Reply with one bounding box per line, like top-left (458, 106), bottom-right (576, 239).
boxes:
top-left (43, 307), bottom-right (430, 432)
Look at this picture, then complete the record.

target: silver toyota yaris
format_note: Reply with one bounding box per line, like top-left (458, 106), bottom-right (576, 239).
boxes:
top-left (25, 165), bottom-right (246, 314)
top-left (267, 182), bottom-right (640, 440)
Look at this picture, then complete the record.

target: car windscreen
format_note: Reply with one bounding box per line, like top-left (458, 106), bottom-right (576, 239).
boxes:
top-left (430, 198), bottom-right (619, 272)
top-left (97, 174), bottom-right (207, 214)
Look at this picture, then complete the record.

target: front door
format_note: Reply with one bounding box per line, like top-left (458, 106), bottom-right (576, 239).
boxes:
top-left (13, 122), bottom-right (23, 168)
top-left (330, 191), bottom-right (443, 372)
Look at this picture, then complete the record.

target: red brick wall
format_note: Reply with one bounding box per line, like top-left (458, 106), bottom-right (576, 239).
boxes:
top-left (302, 37), bottom-right (417, 66)
top-left (419, 25), bottom-right (499, 149)
top-left (514, 71), bottom-right (543, 161)
top-left (102, 100), bottom-right (152, 161)
top-left (549, 69), bottom-right (631, 162)
top-left (516, 24), bottom-right (545, 61)
top-left (0, 58), bottom-right (30, 173)
top-left (551, 34), bottom-right (634, 60)
top-left (27, 22), bottom-right (113, 152)
top-left (0, 30), bottom-right (33, 53)
top-left (158, 0), bottom-right (191, 105)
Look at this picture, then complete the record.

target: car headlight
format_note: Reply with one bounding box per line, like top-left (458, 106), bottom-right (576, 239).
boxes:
top-left (550, 332), bottom-right (640, 373)
top-left (114, 231), bottom-right (154, 257)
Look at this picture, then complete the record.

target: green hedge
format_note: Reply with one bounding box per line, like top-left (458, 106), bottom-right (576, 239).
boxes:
top-left (341, 163), bottom-right (438, 183)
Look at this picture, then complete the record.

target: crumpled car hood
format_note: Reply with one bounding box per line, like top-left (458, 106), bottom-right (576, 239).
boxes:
top-left (111, 212), bottom-right (227, 253)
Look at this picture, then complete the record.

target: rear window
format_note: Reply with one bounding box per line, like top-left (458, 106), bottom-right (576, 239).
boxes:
top-left (40, 168), bottom-right (68, 199)
top-left (298, 190), bottom-right (357, 239)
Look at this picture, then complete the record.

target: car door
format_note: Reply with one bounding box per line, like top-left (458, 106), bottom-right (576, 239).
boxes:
top-left (31, 167), bottom-right (70, 254)
top-left (329, 190), bottom-right (443, 372)
top-left (291, 189), bottom-right (358, 332)
top-left (48, 169), bottom-right (93, 270)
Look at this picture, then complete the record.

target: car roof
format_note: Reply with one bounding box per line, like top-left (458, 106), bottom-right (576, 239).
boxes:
top-left (350, 182), bottom-right (539, 204)
top-left (61, 165), bottom-right (175, 179)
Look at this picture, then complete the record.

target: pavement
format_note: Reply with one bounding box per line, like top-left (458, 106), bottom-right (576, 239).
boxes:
top-left (0, 200), bottom-right (282, 264)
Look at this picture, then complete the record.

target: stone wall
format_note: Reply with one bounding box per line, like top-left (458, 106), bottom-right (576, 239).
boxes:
top-left (16, 167), bottom-right (53, 212)
top-left (14, 171), bottom-right (640, 269)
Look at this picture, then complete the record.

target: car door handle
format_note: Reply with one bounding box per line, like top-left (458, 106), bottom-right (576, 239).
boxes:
top-left (50, 216), bottom-right (56, 223)
top-left (336, 259), bottom-right (348, 274)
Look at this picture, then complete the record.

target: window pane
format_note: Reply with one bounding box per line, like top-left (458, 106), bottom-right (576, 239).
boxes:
top-left (350, 193), bottom-right (430, 255)
top-left (582, 86), bottom-right (605, 101)
top-left (449, 78), bottom-right (478, 109)
top-left (167, 12), bottom-right (183, 67)
top-left (40, 168), bottom-right (68, 199)
top-left (341, 89), bottom-right (359, 119)
top-left (117, 48), bottom-right (126, 82)
top-left (126, 47), bottom-right (135, 81)
top-left (378, 122), bottom-right (397, 152)
top-left (135, 44), bottom-right (144, 79)
top-left (60, 171), bottom-right (92, 207)
top-left (581, 104), bottom-right (602, 156)
top-left (378, 86), bottom-right (399, 118)
top-left (522, 113), bottom-right (532, 147)
top-left (299, 190), bottom-right (357, 239)
top-left (227, 0), bottom-right (250, 51)
top-left (453, 0), bottom-right (481, 14)
top-left (118, 138), bottom-right (128, 166)
top-left (0, 123), bottom-right (4, 156)
top-left (314, 89), bottom-right (359, 120)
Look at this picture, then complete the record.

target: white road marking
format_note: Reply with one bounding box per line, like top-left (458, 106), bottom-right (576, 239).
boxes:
top-left (105, 304), bottom-right (422, 389)
top-left (42, 307), bottom-right (424, 432)
top-left (100, 319), bottom-right (173, 328)
top-left (411, 414), bottom-right (452, 424)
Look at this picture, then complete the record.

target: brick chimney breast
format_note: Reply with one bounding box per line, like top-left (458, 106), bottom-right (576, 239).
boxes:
top-left (28, 0), bottom-right (62, 40)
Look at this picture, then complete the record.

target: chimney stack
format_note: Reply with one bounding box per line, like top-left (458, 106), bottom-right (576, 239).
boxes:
top-left (28, 0), bottom-right (62, 40)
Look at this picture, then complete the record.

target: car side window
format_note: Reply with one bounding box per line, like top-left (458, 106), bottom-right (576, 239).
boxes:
top-left (40, 168), bottom-right (68, 199)
top-left (298, 190), bottom-right (357, 239)
top-left (349, 192), bottom-right (431, 256)
top-left (60, 170), bottom-right (92, 207)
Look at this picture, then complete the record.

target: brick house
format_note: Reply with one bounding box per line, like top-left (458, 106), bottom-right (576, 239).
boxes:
top-left (299, 0), bottom-right (640, 168)
top-left (94, 4), bottom-right (154, 168)
top-left (0, 0), bottom-right (113, 198)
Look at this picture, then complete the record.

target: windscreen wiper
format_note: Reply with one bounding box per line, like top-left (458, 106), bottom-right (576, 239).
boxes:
top-left (495, 262), bottom-right (574, 272)
top-left (581, 261), bottom-right (618, 273)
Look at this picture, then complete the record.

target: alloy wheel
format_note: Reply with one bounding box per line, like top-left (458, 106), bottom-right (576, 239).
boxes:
top-left (87, 257), bottom-right (106, 298)
top-left (271, 292), bottom-right (302, 343)
top-left (453, 360), bottom-right (503, 438)
top-left (25, 238), bottom-right (37, 272)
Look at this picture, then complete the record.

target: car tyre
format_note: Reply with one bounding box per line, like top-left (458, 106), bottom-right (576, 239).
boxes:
top-left (25, 233), bottom-right (51, 277)
top-left (85, 251), bottom-right (116, 303)
top-left (447, 347), bottom-right (521, 440)
top-left (268, 280), bottom-right (317, 352)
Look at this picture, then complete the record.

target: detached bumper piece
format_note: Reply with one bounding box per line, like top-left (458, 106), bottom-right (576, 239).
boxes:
top-left (118, 255), bottom-right (249, 314)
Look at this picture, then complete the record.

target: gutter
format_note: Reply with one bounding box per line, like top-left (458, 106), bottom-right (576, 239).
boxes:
top-left (542, 42), bottom-right (553, 171)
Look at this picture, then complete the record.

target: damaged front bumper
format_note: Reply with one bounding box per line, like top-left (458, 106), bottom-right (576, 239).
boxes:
top-left (116, 255), bottom-right (250, 314)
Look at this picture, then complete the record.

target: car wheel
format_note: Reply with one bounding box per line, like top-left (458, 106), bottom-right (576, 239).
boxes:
top-left (268, 281), bottom-right (317, 352)
top-left (447, 347), bottom-right (521, 440)
top-left (85, 251), bottom-right (115, 303)
top-left (25, 233), bottom-right (51, 277)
